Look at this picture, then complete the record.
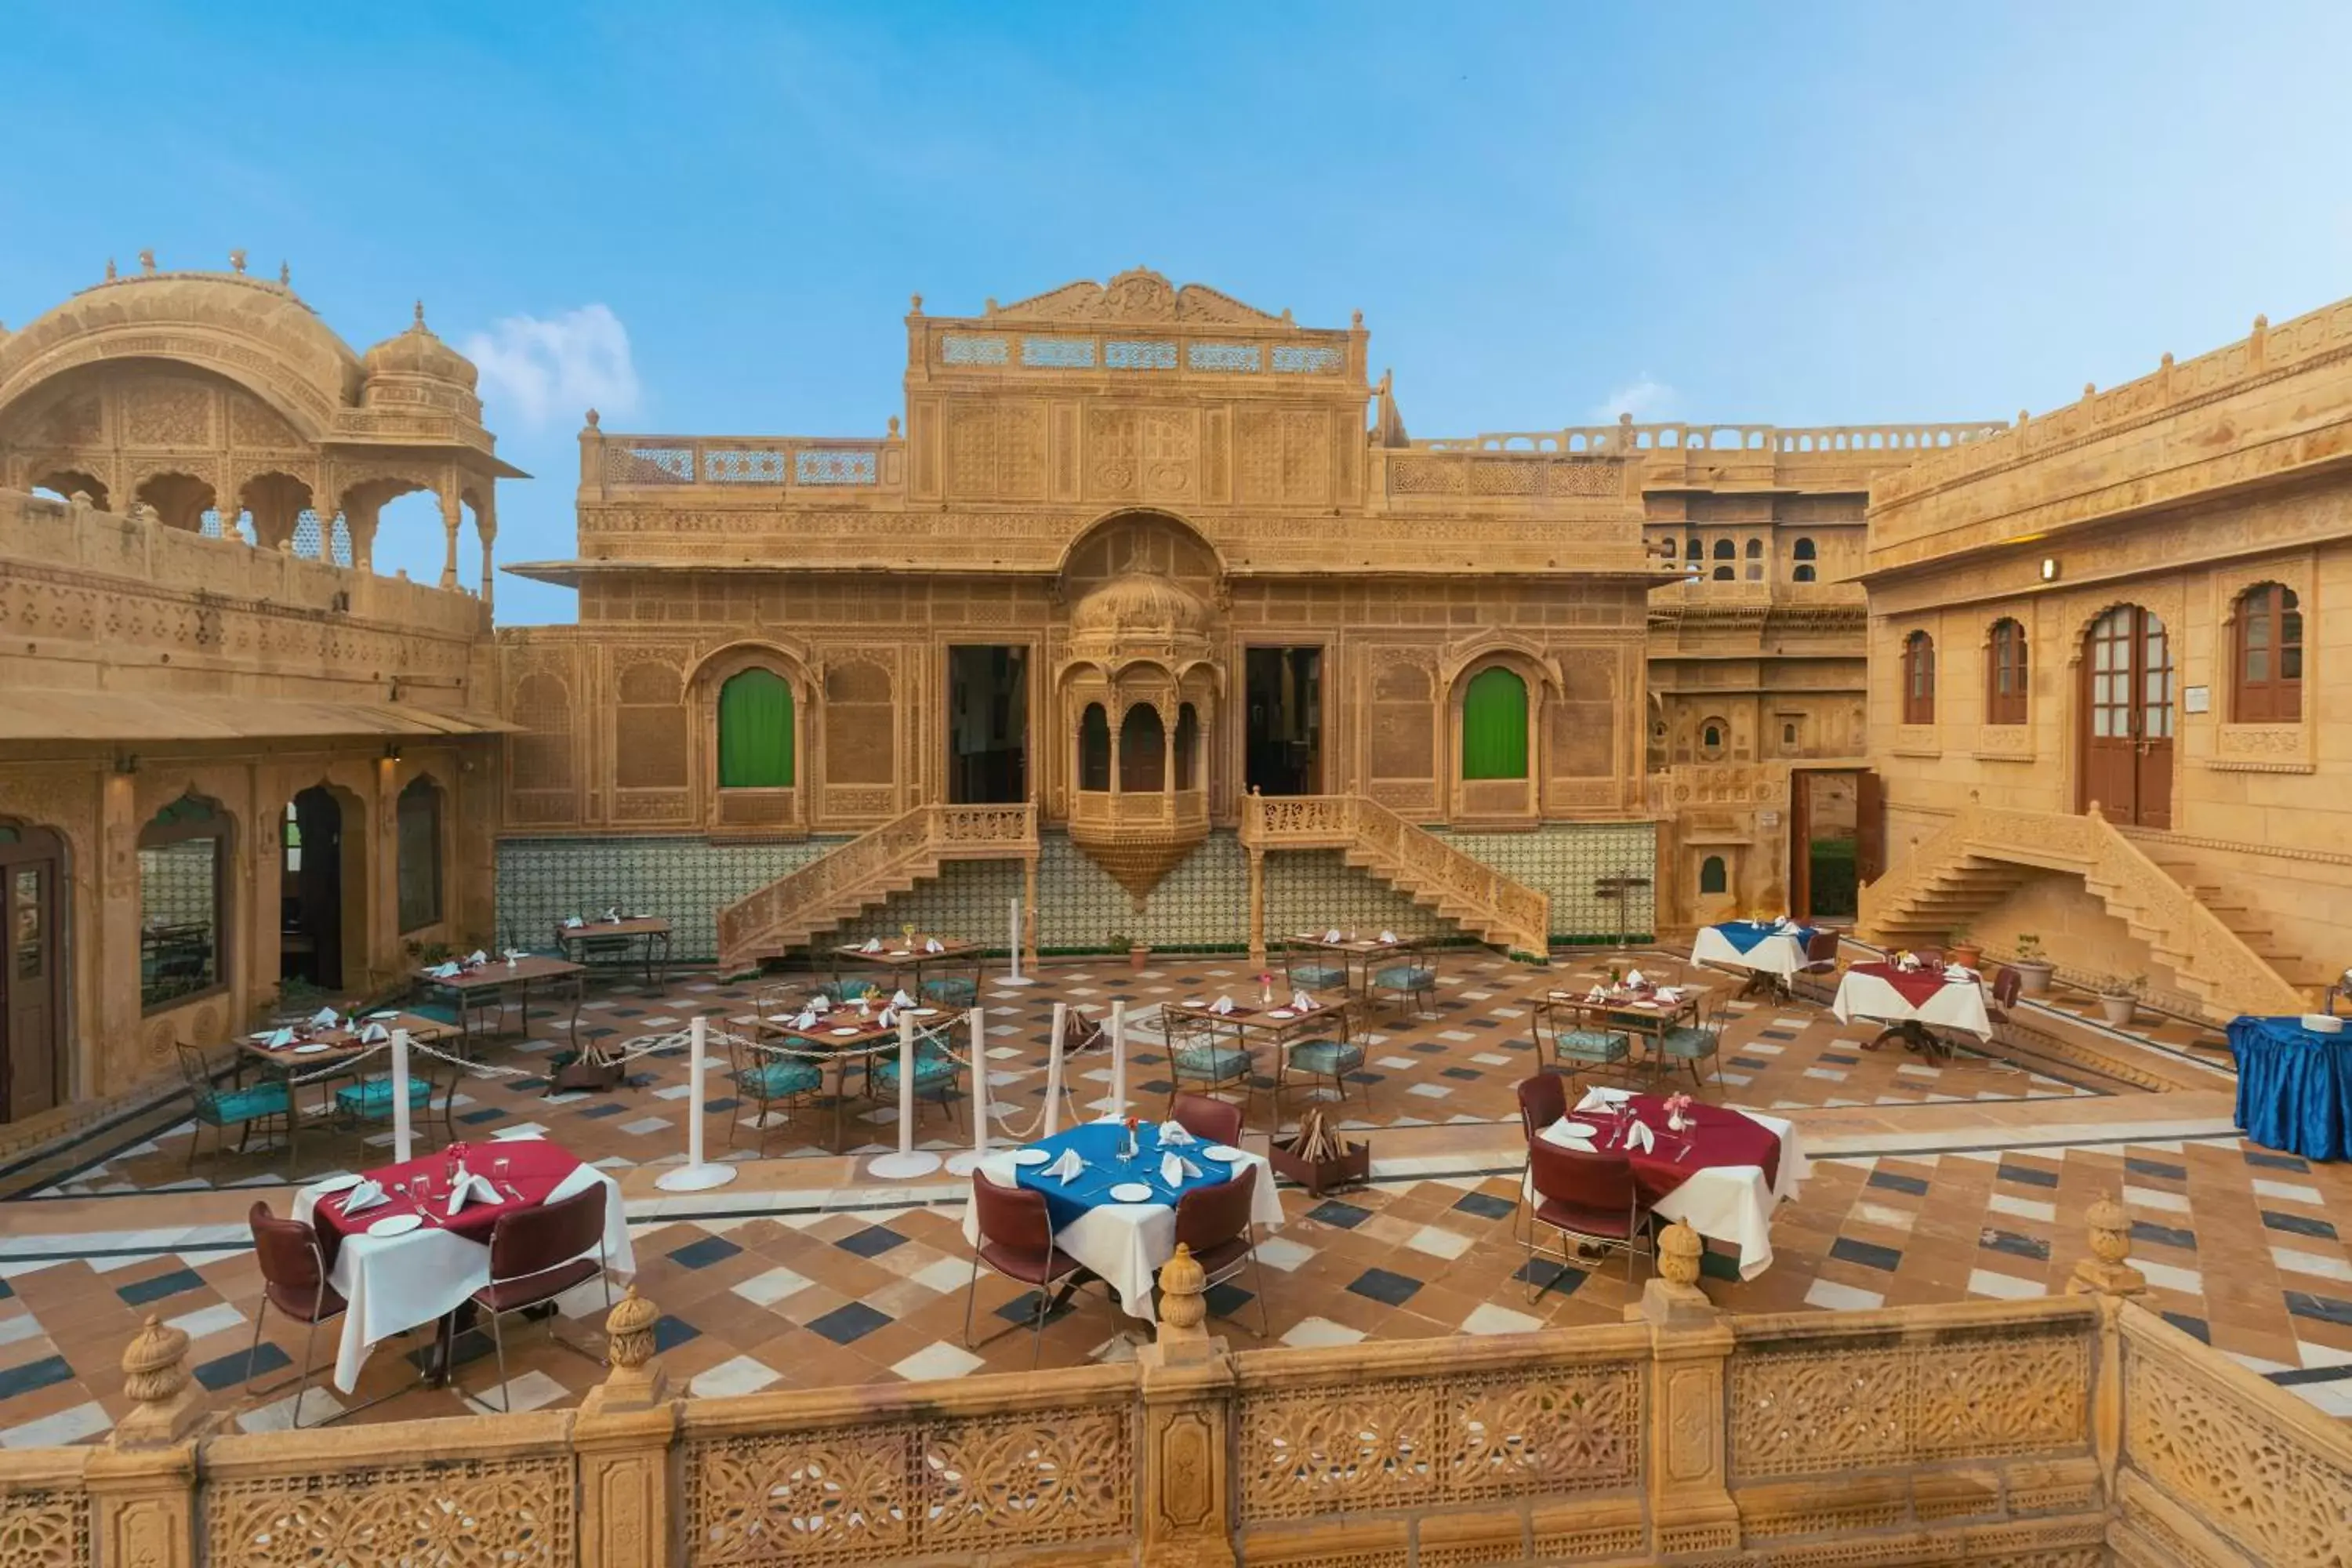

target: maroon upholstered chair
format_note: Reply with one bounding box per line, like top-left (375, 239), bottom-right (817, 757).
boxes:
top-left (1512, 1073), bottom-right (1572, 1240)
top-left (963, 1174), bottom-right (1088, 1365)
top-left (1172, 1163), bottom-right (1268, 1338)
top-left (467, 1185), bottom-right (611, 1410)
top-left (1985, 964), bottom-right (2024, 1029)
top-left (246, 1200), bottom-right (353, 1426)
top-left (1524, 1140), bottom-right (1654, 1297)
top-left (1170, 1092), bottom-right (1244, 1148)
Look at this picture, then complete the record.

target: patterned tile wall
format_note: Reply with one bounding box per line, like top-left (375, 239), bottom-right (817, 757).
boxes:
top-left (495, 818), bottom-right (1656, 961)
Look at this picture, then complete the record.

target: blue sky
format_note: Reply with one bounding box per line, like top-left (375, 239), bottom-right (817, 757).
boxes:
top-left (5, 2), bottom-right (2349, 625)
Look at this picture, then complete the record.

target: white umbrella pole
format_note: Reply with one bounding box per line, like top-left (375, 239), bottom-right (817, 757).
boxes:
top-left (390, 1028), bottom-right (414, 1163)
top-left (869, 1011), bottom-right (942, 1178)
top-left (1104, 999), bottom-right (1128, 1122)
top-left (657, 1013), bottom-right (738, 1192)
top-left (1042, 1001), bottom-right (1068, 1138)
top-left (998, 895), bottom-right (1036, 986)
top-left (947, 1006), bottom-right (989, 1175)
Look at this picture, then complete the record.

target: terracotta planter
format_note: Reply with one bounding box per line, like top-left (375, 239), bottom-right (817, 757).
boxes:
top-left (2098, 994), bottom-right (2139, 1027)
top-left (2011, 960), bottom-right (2055, 997)
top-left (1128, 944), bottom-right (1149, 972)
top-left (1947, 943), bottom-right (1984, 971)
top-left (1269, 1138), bottom-right (1371, 1197)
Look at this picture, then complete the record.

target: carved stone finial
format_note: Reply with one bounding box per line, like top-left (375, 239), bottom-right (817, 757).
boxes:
top-left (104, 256), bottom-right (118, 281)
top-left (1157, 1243), bottom-right (1209, 1342)
top-left (2085, 799), bottom-right (2103, 822)
top-left (1281, 307), bottom-right (1294, 323)
top-left (985, 296), bottom-right (999, 314)
top-left (111, 1311), bottom-right (205, 1446)
top-left (230, 249), bottom-right (247, 274)
top-left (1351, 309), bottom-right (1364, 330)
top-left (1619, 411), bottom-right (1635, 427)
top-left (606, 1283), bottom-right (659, 1369)
top-left (584, 408), bottom-right (601, 430)
top-left (2019, 408), bottom-right (2031, 426)
top-left (2160, 351), bottom-right (2173, 368)
top-left (2083, 382), bottom-right (2097, 399)
top-left (280, 260), bottom-right (292, 286)
top-left (909, 292), bottom-right (923, 314)
top-left (413, 299), bottom-right (427, 328)
top-left (2070, 1192), bottom-right (2147, 1298)
top-left (139, 249), bottom-right (157, 274)
top-left (887, 415), bottom-right (901, 437)
top-left (1657, 1221), bottom-right (1704, 1287)
top-left (2254, 313), bottom-right (2269, 332)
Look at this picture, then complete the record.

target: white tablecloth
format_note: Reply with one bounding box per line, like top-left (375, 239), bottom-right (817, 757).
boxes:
top-left (292, 1158), bottom-right (633, 1393)
top-left (1533, 1087), bottom-right (1807, 1279)
top-left (1690, 925), bottom-right (1809, 980)
top-left (962, 1146), bottom-right (1285, 1323)
top-left (1832, 968), bottom-right (1993, 1040)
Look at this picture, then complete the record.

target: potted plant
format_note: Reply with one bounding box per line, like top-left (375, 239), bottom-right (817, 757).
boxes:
top-left (2010, 934), bottom-right (2055, 997)
top-left (1269, 1106), bottom-right (1370, 1197)
top-left (1947, 928), bottom-right (1984, 971)
top-left (2096, 974), bottom-right (2145, 1028)
top-left (1109, 933), bottom-right (1148, 972)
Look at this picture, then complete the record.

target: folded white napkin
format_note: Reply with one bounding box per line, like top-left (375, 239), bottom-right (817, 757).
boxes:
top-left (429, 961), bottom-right (461, 978)
top-left (339, 1179), bottom-right (387, 1215)
top-left (1625, 968), bottom-right (1647, 988)
top-left (267, 1026), bottom-right (297, 1047)
top-left (1574, 1086), bottom-right (1615, 1114)
top-left (1046, 1147), bottom-right (1085, 1184)
top-left (605, 907), bottom-right (622, 922)
top-left (1379, 930), bottom-right (1399, 944)
top-left (1290, 990), bottom-right (1316, 1011)
top-left (862, 938), bottom-right (883, 953)
top-left (564, 915), bottom-right (586, 929)
top-left (878, 1007), bottom-right (897, 1030)
top-left (466, 949), bottom-right (488, 966)
top-left (309, 1007), bottom-right (339, 1028)
top-left (1549, 1119), bottom-right (1596, 1149)
top-left (924, 938), bottom-right (944, 953)
top-left (1157, 1122), bottom-right (1196, 1147)
top-left (1210, 996), bottom-right (1235, 1014)
top-left (791, 1009), bottom-right (818, 1029)
top-left (1323, 928), bottom-right (1343, 943)
top-left (360, 1022), bottom-right (390, 1044)
top-left (1656, 986), bottom-right (1683, 1003)
top-left (1160, 1151), bottom-right (1203, 1186)
top-left (1586, 985), bottom-right (1608, 1001)
top-left (891, 988), bottom-right (916, 1008)
top-left (503, 948), bottom-right (528, 962)
top-left (1944, 964), bottom-right (1973, 982)
top-left (445, 1171), bottom-right (500, 1215)
top-left (1625, 1120), bottom-right (1656, 1152)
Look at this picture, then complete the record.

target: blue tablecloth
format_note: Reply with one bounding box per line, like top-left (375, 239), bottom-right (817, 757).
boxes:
top-left (1713, 920), bottom-right (1818, 956)
top-left (2230, 1014), bottom-right (2352, 1161)
top-left (1016, 1121), bottom-right (1233, 1230)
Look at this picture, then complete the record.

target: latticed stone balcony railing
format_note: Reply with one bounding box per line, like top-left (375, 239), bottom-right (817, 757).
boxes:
top-left (3, 1207), bottom-right (2342, 1567)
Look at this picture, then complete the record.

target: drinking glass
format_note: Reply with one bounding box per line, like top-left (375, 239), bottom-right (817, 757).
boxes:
top-left (493, 1156), bottom-right (513, 1196)
top-left (413, 1173), bottom-right (435, 1207)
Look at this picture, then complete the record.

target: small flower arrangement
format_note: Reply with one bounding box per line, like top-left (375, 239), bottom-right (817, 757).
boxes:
top-left (1123, 1112), bottom-right (1142, 1160)
top-left (1257, 971), bottom-right (1275, 1005)
top-left (1664, 1092), bottom-right (1694, 1131)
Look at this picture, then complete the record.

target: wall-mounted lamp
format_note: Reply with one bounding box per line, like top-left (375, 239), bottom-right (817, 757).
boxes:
top-left (112, 751), bottom-right (139, 775)
top-left (2040, 558), bottom-right (2060, 582)
top-left (383, 743), bottom-right (403, 763)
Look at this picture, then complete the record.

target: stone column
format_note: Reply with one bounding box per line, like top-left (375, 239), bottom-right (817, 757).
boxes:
top-left (98, 770), bottom-right (142, 1095)
top-left (437, 487), bottom-right (463, 590)
top-left (1247, 848), bottom-right (1266, 967)
top-left (476, 488), bottom-right (499, 612)
top-left (2067, 1192), bottom-right (2145, 1500)
top-left (1628, 1223), bottom-right (1740, 1558)
top-left (1136, 1246), bottom-right (1238, 1567)
top-left (87, 1316), bottom-right (205, 1568)
top-left (1022, 851), bottom-right (1040, 972)
top-left (575, 1287), bottom-right (677, 1568)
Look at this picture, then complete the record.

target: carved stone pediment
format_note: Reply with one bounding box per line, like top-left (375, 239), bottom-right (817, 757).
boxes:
top-left (989, 269), bottom-right (1291, 327)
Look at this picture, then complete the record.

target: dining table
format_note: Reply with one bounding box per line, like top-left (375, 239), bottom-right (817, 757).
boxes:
top-left (413, 953), bottom-right (586, 1058)
top-left (1691, 920), bottom-right (1820, 997)
top-left (1541, 983), bottom-right (1707, 1077)
top-left (291, 1134), bottom-right (632, 1393)
top-left (1834, 961), bottom-right (1990, 1058)
top-left (1534, 1087), bottom-right (1807, 1279)
top-left (962, 1120), bottom-right (1284, 1323)
top-left (1282, 930), bottom-right (1411, 993)
top-left (239, 1010), bottom-right (451, 1160)
top-left (2228, 1014), bottom-right (2352, 1161)
top-left (760, 1002), bottom-right (952, 1152)
top-left (554, 915), bottom-right (673, 989)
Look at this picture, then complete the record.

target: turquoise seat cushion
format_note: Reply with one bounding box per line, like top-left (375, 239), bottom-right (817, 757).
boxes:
top-left (835, 978), bottom-right (881, 1000)
top-left (1555, 1029), bottom-right (1629, 1064)
top-left (922, 976), bottom-right (979, 1007)
top-left (873, 1044), bottom-right (956, 1093)
top-left (335, 1076), bottom-right (433, 1119)
top-left (739, 1059), bottom-right (822, 1099)
top-left (1660, 1025), bottom-right (1719, 1059)
top-left (1374, 964), bottom-right (1436, 993)
top-left (412, 1000), bottom-right (466, 1026)
top-left (1287, 964), bottom-right (1348, 991)
top-left (201, 1080), bottom-right (290, 1125)
top-left (1173, 1044), bottom-right (1252, 1083)
top-left (1289, 1039), bottom-right (1364, 1079)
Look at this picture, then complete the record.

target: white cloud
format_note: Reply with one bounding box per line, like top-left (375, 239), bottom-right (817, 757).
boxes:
top-left (1590, 376), bottom-right (1676, 423)
top-left (463, 304), bottom-right (641, 428)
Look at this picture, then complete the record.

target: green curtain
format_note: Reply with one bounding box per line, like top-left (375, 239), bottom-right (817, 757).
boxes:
top-left (1461, 667), bottom-right (1528, 780)
top-left (718, 670), bottom-right (794, 787)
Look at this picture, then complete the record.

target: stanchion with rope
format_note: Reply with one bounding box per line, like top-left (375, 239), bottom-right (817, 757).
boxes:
top-left (1093, 999), bottom-right (1128, 1122)
top-left (1040, 1001), bottom-right (1069, 1137)
top-left (997, 896), bottom-right (1036, 987)
top-left (656, 1013), bottom-right (739, 1192)
top-left (946, 1006), bottom-right (989, 1176)
top-left (390, 1029), bottom-right (415, 1163)
top-left (869, 1011), bottom-right (944, 1180)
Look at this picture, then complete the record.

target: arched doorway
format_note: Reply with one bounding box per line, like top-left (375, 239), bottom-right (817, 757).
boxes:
top-left (283, 786), bottom-right (350, 990)
top-left (0, 824), bottom-right (67, 1122)
top-left (2079, 604), bottom-right (2173, 829)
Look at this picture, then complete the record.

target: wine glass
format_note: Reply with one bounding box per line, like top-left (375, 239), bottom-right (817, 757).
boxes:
top-left (493, 1156), bottom-right (513, 1197)
top-left (413, 1172), bottom-right (435, 1208)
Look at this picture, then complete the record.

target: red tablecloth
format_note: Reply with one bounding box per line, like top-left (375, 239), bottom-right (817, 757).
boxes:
top-left (1555, 1093), bottom-right (1783, 1207)
top-left (313, 1138), bottom-right (584, 1267)
top-left (1846, 961), bottom-right (1954, 1010)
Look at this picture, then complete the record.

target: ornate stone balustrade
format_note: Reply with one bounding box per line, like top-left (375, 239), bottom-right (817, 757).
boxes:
top-left (584, 432), bottom-right (906, 497)
top-left (1240, 793), bottom-right (1551, 956)
top-left (5, 1209), bottom-right (2348, 1567)
top-left (1417, 420), bottom-right (2008, 459)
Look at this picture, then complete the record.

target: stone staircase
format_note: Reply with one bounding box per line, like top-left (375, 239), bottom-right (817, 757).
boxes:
top-left (1859, 803), bottom-right (2308, 1022)
top-left (715, 803), bottom-right (1038, 973)
top-left (1240, 794), bottom-right (1552, 958)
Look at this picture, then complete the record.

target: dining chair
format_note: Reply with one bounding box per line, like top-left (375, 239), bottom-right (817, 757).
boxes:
top-left (1525, 1139), bottom-right (1654, 1296)
top-left (921, 949), bottom-right (983, 1011)
top-left (963, 1172), bottom-right (1090, 1366)
top-left (867, 1022), bottom-right (962, 1130)
top-left (333, 1053), bottom-right (454, 1138)
top-left (468, 1185), bottom-right (612, 1412)
top-left (1537, 1000), bottom-right (1632, 1090)
top-left (1654, 999), bottom-right (1728, 1093)
top-left (1512, 1072), bottom-right (1570, 1240)
top-left (1368, 940), bottom-right (1439, 1017)
top-left (1281, 936), bottom-right (1349, 996)
top-left (1163, 1013), bottom-right (1254, 1122)
top-left (244, 1200), bottom-right (358, 1426)
top-left (1794, 929), bottom-right (1843, 1000)
top-left (1984, 964), bottom-right (2024, 1032)
top-left (725, 1030), bottom-right (822, 1152)
top-left (1278, 1004), bottom-right (1367, 1116)
top-left (833, 975), bottom-right (883, 1004)
top-left (180, 1043), bottom-right (292, 1170)
top-left (1172, 1163), bottom-right (1270, 1338)
top-left (1170, 1092), bottom-right (1244, 1147)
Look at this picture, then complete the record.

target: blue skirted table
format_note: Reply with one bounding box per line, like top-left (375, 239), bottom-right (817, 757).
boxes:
top-left (2229, 1015), bottom-right (2352, 1161)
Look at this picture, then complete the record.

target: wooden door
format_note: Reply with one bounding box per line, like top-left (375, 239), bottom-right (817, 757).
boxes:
top-left (2080, 606), bottom-right (2174, 828)
top-left (1856, 769), bottom-right (1885, 887)
top-left (1, 839), bottom-right (64, 1122)
top-left (1788, 769), bottom-right (1814, 917)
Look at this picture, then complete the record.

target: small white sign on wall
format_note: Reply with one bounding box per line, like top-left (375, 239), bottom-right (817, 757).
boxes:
top-left (2183, 685), bottom-right (2210, 714)
top-left (1758, 810), bottom-right (1781, 828)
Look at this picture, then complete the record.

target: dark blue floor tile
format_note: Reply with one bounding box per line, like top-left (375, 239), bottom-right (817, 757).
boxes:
top-left (2285, 1290), bottom-right (2352, 1327)
top-left (2244, 1149), bottom-right (2310, 1173)
top-left (1346, 1268), bottom-right (1423, 1307)
top-left (652, 1316), bottom-right (701, 1353)
top-left (1819, 1053), bottom-right (1860, 1065)
top-left (1515, 1258), bottom-right (1586, 1294)
top-left (808, 1301), bottom-right (891, 1345)
top-left (457, 1107), bottom-right (510, 1126)
top-left (1980, 1228), bottom-right (2052, 1262)
top-left (1203, 1282), bottom-right (1255, 1319)
top-left (2268, 1363), bottom-right (2352, 1388)
top-left (193, 1341), bottom-right (284, 1392)
top-left (1867, 1171), bottom-right (1929, 1196)
top-left (667, 1236), bottom-right (742, 1269)
top-left (510, 1076), bottom-right (551, 1093)
top-left (575, 1102), bottom-right (627, 1120)
top-left (1728, 1057), bottom-right (1770, 1071)
top-left (0, 1277), bottom-right (14, 1301)
top-left (1306, 1200), bottom-right (1372, 1229)
top-left (2125, 1156), bottom-right (2187, 1181)
top-left (1699, 1249), bottom-right (1740, 1282)
top-left (2161, 1311), bottom-right (2210, 1342)
top-left (1452, 1192), bottom-right (1516, 1221)
top-left (117, 1267), bottom-right (206, 1308)
top-left (1995, 1162), bottom-right (2059, 1189)
top-left (1439, 1067), bottom-right (1482, 1081)
top-left (2132, 1220), bottom-right (2197, 1250)
top-left (1830, 1237), bottom-right (1903, 1272)
top-left (0, 1354), bottom-right (74, 1401)
top-left (834, 1225), bottom-right (908, 1258)
top-left (2263, 1210), bottom-right (2338, 1241)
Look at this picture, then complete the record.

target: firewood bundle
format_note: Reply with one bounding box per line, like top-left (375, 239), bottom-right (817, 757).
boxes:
top-left (1288, 1106), bottom-right (1343, 1163)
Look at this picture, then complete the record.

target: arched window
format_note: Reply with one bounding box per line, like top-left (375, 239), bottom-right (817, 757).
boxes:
top-left (1782, 721), bottom-right (1798, 746)
top-left (1792, 564), bottom-right (1817, 583)
top-left (2234, 583), bottom-right (2303, 721)
top-left (1699, 855), bottom-right (1728, 895)
top-left (1120, 705), bottom-right (1167, 792)
top-left (1902, 631), bottom-right (1936, 724)
top-left (1745, 538), bottom-right (1763, 557)
top-left (1792, 537), bottom-right (1817, 561)
top-left (1461, 666), bottom-right (1529, 780)
top-left (1683, 536), bottom-right (1701, 559)
top-left (1174, 702), bottom-right (1200, 789)
top-left (1079, 703), bottom-right (1111, 790)
top-left (140, 794), bottom-right (227, 1011)
top-left (396, 777), bottom-right (443, 932)
top-left (1712, 539), bottom-right (1735, 561)
top-left (1698, 719), bottom-right (1728, 760)
top-left (1712, 565), bottom-right (1734, 581)
top-left (717, 669), bottom-right (794, 788)
top-left (1986, 619), bottom-right (2029, 725)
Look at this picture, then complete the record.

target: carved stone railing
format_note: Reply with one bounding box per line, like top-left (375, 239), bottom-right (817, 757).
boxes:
top-left (584, 432), bottom-right (906, 496)
top-left (1240, 793), bottom-right (1552, 956)
top-left (9, 1210), bottom-right (2350, 1567)
top-left (1068, 787), bottom-right (1210, 833)
top-left (1415, 420), bottom-right (2009, 459)
top-left (1860, 802), bottom-right (2307, 1018)
top-left (714, 802), bottom-right (1036, 968)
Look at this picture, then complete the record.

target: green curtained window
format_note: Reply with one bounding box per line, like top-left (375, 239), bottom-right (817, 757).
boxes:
top-left (718, 669), bottom-right (795, 787)
top-left (1461, 666), bottom-right (1528, 780)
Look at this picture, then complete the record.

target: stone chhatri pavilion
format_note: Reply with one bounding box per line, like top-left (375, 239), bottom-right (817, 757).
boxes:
top-left (0, 258), bottom-right (2348, 1568)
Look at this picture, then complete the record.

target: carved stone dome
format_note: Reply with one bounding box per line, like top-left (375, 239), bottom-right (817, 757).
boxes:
top-left (360, 304), bottom-right (482, 418)
top-left (1070, 570), bottom-right (1209, 640)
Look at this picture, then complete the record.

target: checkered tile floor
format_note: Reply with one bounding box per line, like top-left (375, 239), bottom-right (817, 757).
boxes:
top-left (4, 949), bottom-right (2344, 1446)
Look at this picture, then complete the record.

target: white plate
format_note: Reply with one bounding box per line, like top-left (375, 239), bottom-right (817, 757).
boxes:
top-left (1181, 998), bottom-right (1206, 1007)
top-left (249, 1031), bottom-right (277, 1042)
top-left (366, 1011), bottom-right (400, 1021)
top-left (1268, 1008), bottom-right (1295, 1019)
top-left (1109, 1182), bottom-right (1156, 1203)
top-left (1011, 1148), bottom-right (1053, 1167)
top-left (293, 1043), bottom-right (332, 1055)
top-left (829, 1027), bottom-right (861, 1037)
top-left (366, 1213), bottom-right (423, 1237)
top-left (887, 949), bottom-right (913, 957)
top-left (911, 1007), bottom-right (940, 1017)
top-left (310, 1172), bottom-right (364, 1194)
top-left (1203, 1144), bottom-right (1247, 1162)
